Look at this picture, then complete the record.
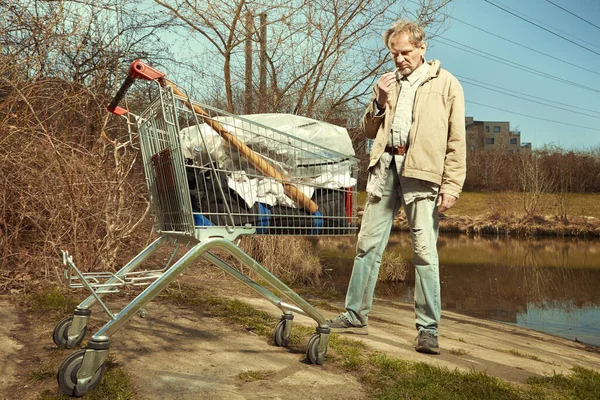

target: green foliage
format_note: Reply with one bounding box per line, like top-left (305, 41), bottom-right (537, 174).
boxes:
top-left (527, 366), bottom-right (600, 400)
top-left (370, 353), bottom-right (521, 400)
top-left (162, 284), bottom-right (276, 337)
top-left (237, 369), bottom-right (275, 382)
top-left (27, 286), bottom-right (78, 316)
top-left (328, 334), bottom-right (368, 371)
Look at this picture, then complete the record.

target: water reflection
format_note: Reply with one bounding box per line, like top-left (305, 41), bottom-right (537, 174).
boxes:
top-left (315, 234), bottom-right (600, 347)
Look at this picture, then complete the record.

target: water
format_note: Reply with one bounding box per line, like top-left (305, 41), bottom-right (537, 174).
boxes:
top-left (315, 234), bottom-right (600, 347)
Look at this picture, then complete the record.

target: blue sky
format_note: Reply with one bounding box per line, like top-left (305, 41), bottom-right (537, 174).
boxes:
top-left (422, 0), bottom-right (600, 150)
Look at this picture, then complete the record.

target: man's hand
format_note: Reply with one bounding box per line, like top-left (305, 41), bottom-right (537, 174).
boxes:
top-left (436, 193), bottom-right (457, 213)
top-left (375, 71), bottom-right (397, 108)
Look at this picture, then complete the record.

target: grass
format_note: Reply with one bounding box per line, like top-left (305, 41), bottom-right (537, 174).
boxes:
top-left (507, 349), bottom-right (543, 362)
top-left (449, 192), bottom-right (600, 220)
top-left (368, 354), bottom-right (521, 400)
top-left (358, 191), bottom-right (600, 237)
top-left (237, 369), bottom-right (275, 382)
top-left (358, 191), bottom-right (600, 220)
top-left (526, 366), bottom-right (600, 399)
top-left (27, 286), bottom-right (79, 316)
top-left (448, 348), bottom-right (469, 356)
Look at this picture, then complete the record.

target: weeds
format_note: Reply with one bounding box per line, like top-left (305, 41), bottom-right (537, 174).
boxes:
top-left (449, 348), bottom-right (469, 356)
top-left (27, 286), bottom-right (78, 316)
top-left (527, 366), bottom-right (600, 399)
top-left (237, 369), bottom-right (275, 382)
top-left (369, 353), bottom-right (521, 400)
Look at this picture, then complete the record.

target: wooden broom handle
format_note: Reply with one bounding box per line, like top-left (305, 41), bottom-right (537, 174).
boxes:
top-left (166, 80), bottom-right (319, 214)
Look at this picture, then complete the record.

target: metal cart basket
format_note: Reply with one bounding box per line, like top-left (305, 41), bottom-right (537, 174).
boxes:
top-left (53, 60), bottom-right (358, 397)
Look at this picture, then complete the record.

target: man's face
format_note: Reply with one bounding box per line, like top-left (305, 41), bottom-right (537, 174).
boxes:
top-left (389, 33), bottom-right (426, 77)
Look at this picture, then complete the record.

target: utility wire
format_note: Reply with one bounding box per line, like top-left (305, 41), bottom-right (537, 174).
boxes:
top-left (454, 74), bottom-right (600, 116)
top-left (449, 15), bottom-right (600, 77)
top-left (466, 100), bottom-right (600, 132)
top-left (435, 37), bottom-right (600, 94)
top-left (483, 0), bottom-right (600, 57)
top-left (544, 0), bottom-right (600, 31)
top-left (458, 77), bottom-right (600, 120)
top-left (404, 0), bottom-right (600, 132)
top-left (495, 0), bottom-right (600, 51)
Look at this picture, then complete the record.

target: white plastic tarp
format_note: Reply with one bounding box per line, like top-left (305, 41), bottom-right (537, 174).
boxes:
top-left (179, 113), bottom-right (355, 168)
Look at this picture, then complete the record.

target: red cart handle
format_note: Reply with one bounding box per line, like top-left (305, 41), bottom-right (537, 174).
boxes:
top-left (107, 60), bottom-right (166, 116)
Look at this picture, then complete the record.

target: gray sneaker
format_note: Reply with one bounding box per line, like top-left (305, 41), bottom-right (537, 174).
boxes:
top-left (326, 314), bottom-right (368, 335)
top-left (415, 330), bottom-right (440, 354)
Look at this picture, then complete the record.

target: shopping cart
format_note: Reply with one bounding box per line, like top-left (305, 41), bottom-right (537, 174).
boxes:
top-left (53, 60), bottom-right (359, 397)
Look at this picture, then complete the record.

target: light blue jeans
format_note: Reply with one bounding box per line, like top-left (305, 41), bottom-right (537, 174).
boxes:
top-left (343, 162), bottom-right (440, 335)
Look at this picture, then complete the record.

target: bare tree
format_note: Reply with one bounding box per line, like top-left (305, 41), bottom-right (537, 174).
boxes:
top-left (518, 151), bottom-right (555, 217)
top-left (151, 0), bottom-right (452, 119)
top-left (0, 0), bottom-right (171, 288)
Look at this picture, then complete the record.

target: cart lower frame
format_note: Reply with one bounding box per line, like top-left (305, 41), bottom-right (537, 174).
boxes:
top-left (55, 232), bottom-right (330, 396)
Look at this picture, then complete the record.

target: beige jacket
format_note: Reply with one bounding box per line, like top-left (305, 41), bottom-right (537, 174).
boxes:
top-left (361, 60), bottom-right (466, 198)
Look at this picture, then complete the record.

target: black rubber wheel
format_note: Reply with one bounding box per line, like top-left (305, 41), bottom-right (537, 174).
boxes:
top-left (273, 320), bottom-right (289, 347)
top-left (52, 316), bottom-right (87, 349)
top-left (306, 333), bottom-right (326, 365)
top-left (57, 349), bottom-right (105, 397)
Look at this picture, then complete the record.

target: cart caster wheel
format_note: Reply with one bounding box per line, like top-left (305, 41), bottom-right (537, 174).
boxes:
top-left (57, 349), bottom-right (105, 397)
top-left (138, 308), bottom-right (148, 318)
top-left (306, 333), bottom-right (326, 365)
top-left (53, 316), bottom-right (86, 349)
top-left (273, 319), bottom-right (290, 347)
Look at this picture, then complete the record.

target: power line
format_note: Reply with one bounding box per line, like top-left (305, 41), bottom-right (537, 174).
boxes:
top-left (454, 74), bottom-right (600, 116)
top-left (458, 77), bottom-right (600, 120)
top-left (466, 100), bottom-right (600, 132)
top-left (483, 0), bottom-right (600, 57)
top-left (544, 0), bottom-right (600, 31)
top-left (449, 15), bottom-right (600, 77)
top-left (435, 37), bottom-right (600, 94)
top-left (490, 0), bottom-right (600, 51)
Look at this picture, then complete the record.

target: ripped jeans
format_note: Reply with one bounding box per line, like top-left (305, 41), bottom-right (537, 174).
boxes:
top-left (343, 162), bottom-right (440, 335)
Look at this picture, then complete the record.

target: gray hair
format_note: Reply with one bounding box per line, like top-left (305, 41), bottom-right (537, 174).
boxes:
top-left (383, 20), bottom-right (426, 48)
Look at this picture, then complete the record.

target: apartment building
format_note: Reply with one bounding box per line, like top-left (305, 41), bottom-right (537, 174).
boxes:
top-left (466, 116), bottom-right (531, 153)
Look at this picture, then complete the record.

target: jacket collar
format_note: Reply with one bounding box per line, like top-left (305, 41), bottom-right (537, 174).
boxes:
top-left (425, 59), bottom-right (441, 79)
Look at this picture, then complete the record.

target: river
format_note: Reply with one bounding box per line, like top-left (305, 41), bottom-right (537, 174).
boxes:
top-left (314, 234), bottom-right (600, 347)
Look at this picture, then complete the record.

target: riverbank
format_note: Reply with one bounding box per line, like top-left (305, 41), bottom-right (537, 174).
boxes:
top-left (356, 191), bottom-right (600, 237)
top-left (4, 275), bottom-right (599, 399)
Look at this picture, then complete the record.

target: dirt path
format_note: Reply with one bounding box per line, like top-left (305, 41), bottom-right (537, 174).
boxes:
top-left (112, 302), bottom-right (363, 400)
top-left (0, 297), bottom-right (363, 400)
top-left (0, 300), bottom-right (24, 400)
top-left (1, 281), bottom-right (599, 399)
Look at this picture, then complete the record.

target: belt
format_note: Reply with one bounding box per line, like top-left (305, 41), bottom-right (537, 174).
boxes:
top-left (385, 145), bottom-right (408, 156)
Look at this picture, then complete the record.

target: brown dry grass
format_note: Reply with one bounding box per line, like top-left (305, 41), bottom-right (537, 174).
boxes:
top-left (238, 236), bottom-right (322, 285)
top-left (0, 79), bottom-right (151, 291)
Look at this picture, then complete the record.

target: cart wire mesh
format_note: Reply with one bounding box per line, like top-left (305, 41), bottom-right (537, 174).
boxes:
top-left (136, 84), bottom-right (359, 239)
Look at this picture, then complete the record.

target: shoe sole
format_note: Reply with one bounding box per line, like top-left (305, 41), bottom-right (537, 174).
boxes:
top-left (329, 326), bottom-right (369, 335)
top-left (415, 345), bottom-right (440, 355)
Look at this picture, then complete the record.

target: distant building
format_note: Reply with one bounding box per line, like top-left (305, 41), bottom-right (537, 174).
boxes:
top-left (466, 117), bottom-right (531, 153)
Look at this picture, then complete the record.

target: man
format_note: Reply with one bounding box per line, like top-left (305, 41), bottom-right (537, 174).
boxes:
top-left (327, 20), bottom-right (466, 355)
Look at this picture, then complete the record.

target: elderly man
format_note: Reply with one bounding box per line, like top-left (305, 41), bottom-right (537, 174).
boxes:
top-left (327, 20), bottom-right (466, 354)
